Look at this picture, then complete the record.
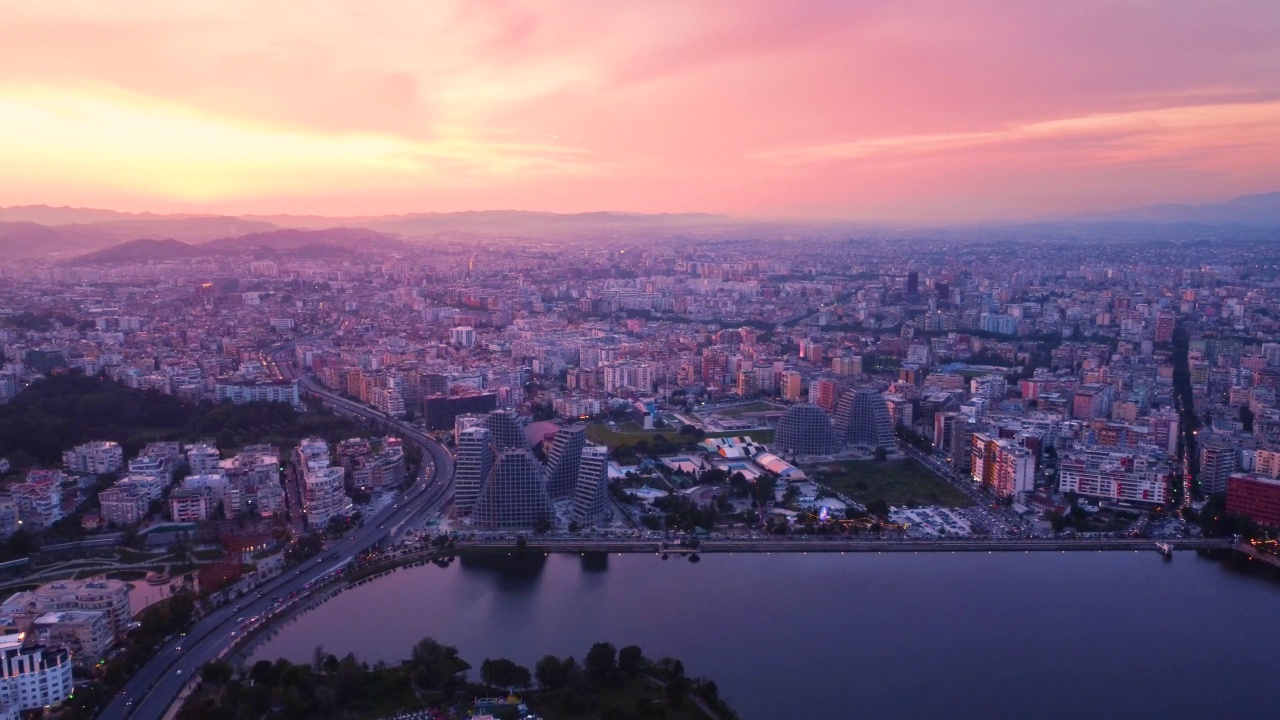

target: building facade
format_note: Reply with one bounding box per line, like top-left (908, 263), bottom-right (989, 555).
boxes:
top-left (543, 425), bottom-right (586, 500)
top-left (0, 635), bottom-right (73, 713)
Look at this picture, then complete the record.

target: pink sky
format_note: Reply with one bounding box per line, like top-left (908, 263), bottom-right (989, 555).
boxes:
top-left (2, 1), bottom-right (1279, 222)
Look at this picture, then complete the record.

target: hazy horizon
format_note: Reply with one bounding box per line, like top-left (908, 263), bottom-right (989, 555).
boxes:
top-left (4, 1), bottom-right (1280, 223)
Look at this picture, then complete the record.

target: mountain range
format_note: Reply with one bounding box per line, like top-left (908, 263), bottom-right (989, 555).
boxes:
top-left (62, 228), bottom-right (403, 266)
top-left (1, 192), bottom-right (1278, 262)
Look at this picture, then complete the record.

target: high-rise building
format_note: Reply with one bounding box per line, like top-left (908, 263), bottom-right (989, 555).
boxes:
top-left (1199, 440), bottom-right (1238, 496)
top-left (214, 379), bottom-right (299, 405)
top-left (0, 634), bottom-right (73, 712)
top-left (10, 473), bottom-right (63, 529)
top-left (571, 444), bottom-right (611, 528)
top-left (302, 466), bottom-right (351, 529)
top-left (185, 442), bottom-right (221, 476)
top-left (775, 404), bottom-right (839, 456)
top-left (979, 313), bottom-right (1018, 336)
top-left (1058, 448), bottom-right (1171, 505)
top-left (167, 487), bottom-right (212, 522)
top-left (96, 483), bottom-right (149, 527)
top-left (544, 425), bottom-right (586, 500)
top-left (780, 371), bottom-right (803, 401)
top-left (833, 389), bottom-right (896, 449)
top-left (61, 441), bottom-right (124, 476)
top-left (812, 378), bottom-right (841, 412)
top-left (472, 449), bottom-right (552, 529)
top-left (0, 497), bottom-right (16, 539)
top-left (1225, 473), bottom-right (1280, 527)
top-left (295, 438), bottom-right (331, 472)
top-left (422, 392), bottom-right (498, 431)
top-left (454, 426), bottom-right (493, 516)
top-left (30, 610), bottom-right (112, 664)
top-left (831, 356), bottom-right (862, 376)
top-left (971, 433), bottom-right (1035, 498)
top-left (906, 271), bottom-right (919, 298)
top-left (1154, 311), bottom-right (1177, 344)
top-left (451, 326), bottom-right (476, 347)
top-left (482, 408), bottom-right (528, 452)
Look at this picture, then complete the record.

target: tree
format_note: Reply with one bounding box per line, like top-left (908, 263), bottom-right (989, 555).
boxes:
top-left (865, 498), bottom-right (890, 518)
top-left (666, 675), bottom-right (691, 706)
top-left (752, 474), bottom-right (778, 506)
top-left (618, 645), bottom-right (644, 676)
top-left (584, 642), bottom-right (617, 684)
top-left (201, 660), bottom-right (234, 685)
top-left (4, 528), bottom-right (35, 558)
top-left (873, 445), bottom-right (888, 462)
top-left (249, 659), bottom-right (276, 685)
top-left (535, 654), bottom-right (574, 690)
top-left (409, 637), bottom-right (469, 690)
top-left (480, 658), bottom-right (531, 689)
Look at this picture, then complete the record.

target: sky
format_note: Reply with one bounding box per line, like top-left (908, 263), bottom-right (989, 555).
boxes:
top-left (2, 0), bottom-right (1279, 222)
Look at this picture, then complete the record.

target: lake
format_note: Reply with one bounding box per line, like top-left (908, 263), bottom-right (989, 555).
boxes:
top-left (252, 549), bottom-right (1280, 719)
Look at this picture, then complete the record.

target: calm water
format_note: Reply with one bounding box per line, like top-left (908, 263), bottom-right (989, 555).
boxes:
top-left (253, 550), bottom-right (1280, 719)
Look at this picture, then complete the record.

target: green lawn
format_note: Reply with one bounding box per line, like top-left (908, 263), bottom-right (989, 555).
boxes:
top-left (694, 400), bottom-right (786, 418)
top-left (813, 459), bottom-right (972, 508)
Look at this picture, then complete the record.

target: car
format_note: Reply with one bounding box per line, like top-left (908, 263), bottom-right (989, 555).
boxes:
top-left (177, 670), bottom-right (183, 675)
top-left (126, 700), bottom-right (134, 707)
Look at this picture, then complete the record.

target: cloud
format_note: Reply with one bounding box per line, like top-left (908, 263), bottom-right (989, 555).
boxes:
top-left (0, 0), bottom-right (1279, 218)
top-left (751, 100), bottom-right (1280, 170)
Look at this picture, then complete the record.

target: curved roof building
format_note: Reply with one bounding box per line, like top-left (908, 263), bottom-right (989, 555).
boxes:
top-left (775, 404), bottom-right (839, 456)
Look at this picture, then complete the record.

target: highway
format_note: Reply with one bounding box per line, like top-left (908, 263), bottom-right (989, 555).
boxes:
top-left (98, 343), bottom-right (455, 720)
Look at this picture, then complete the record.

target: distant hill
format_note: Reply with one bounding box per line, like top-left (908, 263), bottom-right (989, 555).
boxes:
top-left (0, 205), bottom-right (165, 224)
top-left (65, 227), bottom-right (404, 265)
top-left (7, 192), bottom-right (1280, 260)
top-left (69, 238), bottom-right (205, 264)
top-left (241, 210), bottom-right (731, 238)
top-left (1061, 192), bottom-right (1280, 226)
top-left (0, 221), bottom-right (120, 259)
top-left (0, 215), bottom-right (279, 259)
top-left (211, 227), bottom-right (399, 252)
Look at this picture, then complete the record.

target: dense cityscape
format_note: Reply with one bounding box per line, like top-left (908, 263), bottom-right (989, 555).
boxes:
top-left (0, 220), bottom-right (1277, 718)
top-left (5, 1), bottom-right (1280, 718)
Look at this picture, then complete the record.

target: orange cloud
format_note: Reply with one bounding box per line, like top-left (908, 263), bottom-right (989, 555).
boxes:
top-left (0, 1), bottom-right (1278, 220)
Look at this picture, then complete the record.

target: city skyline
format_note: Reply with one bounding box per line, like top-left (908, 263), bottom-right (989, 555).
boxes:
top-left (4, 1), bottom-right (1280, 222)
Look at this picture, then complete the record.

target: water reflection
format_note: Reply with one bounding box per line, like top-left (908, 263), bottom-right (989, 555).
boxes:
top-left (254, 552), bottom-right (1280, 720)
top-left (580, 552), bottom-right (609, 573)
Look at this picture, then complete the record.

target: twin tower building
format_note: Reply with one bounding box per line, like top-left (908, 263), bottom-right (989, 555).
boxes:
top-left (454, 410), bottom-right (611, 530)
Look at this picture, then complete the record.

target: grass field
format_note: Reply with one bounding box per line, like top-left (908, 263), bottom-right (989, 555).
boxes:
top-left (693, 400), bottom-right (786, 418)
top-left (586, 422), bottom-right (774, 449)
top-left (814, 459), bottom-right (972, 508)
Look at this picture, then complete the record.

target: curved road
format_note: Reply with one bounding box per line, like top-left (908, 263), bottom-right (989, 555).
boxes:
top-left (99, 345), bottom-right (454, 720)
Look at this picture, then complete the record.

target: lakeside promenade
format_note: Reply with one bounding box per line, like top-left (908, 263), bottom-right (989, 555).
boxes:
top-left (349, 537), bottom-right (1233, 576)
top-left (453, 536), bottom-right (1230, 553)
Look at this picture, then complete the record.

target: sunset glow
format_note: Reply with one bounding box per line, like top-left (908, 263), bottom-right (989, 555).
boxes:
top-left (3, 1), bottom-right (1279, 220)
